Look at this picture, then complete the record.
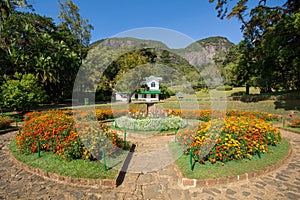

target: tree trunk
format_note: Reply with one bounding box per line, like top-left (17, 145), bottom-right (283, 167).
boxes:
top-left (126, 91), bottom-right (134, 104)
top-left (297, 72), bottom-right (300, 91)
top-left (245, 84), bottom-right (250, 95)
top-left (0, 16), bottom-right (2, 41)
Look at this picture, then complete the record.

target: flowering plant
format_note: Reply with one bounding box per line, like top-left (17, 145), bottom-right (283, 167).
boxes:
top-left (291, 119), bottom-right (300, 128)
top-left (17, 110), bottom-right (124, 161)
top-left (176, 116), bottom-right (281, 164)
top-left (0, 115), bottom-right (12, 130)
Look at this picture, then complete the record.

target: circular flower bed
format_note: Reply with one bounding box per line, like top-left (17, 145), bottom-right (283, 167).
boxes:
top-left (114, 115), bottom-right (184, 131)
top-left (176, 116), bottom-right (282, 164)
top-left (17, 110), bottom-right (125, 161)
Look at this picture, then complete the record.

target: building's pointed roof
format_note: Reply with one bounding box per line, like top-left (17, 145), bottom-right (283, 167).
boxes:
top-left (144, 76), bottom-right (162, 82)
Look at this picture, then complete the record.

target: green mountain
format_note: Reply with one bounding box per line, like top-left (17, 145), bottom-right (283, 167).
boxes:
top-left (85, 36), bottom-right (234, 100)
top-left (89, 36), bottom-right (233, 66)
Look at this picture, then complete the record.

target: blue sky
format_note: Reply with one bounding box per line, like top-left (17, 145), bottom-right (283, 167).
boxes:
top-left (30, 0), bottom-right (286, 46)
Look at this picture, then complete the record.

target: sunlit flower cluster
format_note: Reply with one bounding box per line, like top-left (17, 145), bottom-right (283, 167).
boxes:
top-left (17, 110), bottom-right (124, 161)
top-left (176, 115), bottom-right (281, 164)
top-left (71, 108), bottom-right (279, 123)
top-left (171, 109), bottom-right (279, 122)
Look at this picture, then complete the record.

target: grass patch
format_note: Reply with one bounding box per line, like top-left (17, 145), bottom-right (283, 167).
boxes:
top-left (172, 139), bottom-right (290, 179)
top-left (9, 139), bottom-right (121, 179)
top-left (160, 100), bottom-right (293, 116)
top-left (283, 126), bottom-right (300, 133)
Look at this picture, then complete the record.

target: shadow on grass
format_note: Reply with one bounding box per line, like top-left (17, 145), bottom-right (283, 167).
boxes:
top-left (0, 127), bottom-right (19, 135)
top-left (116, 144), bottom-right (136, 187)
top-left (229, 91), bottom-right (300, 109)
top-left (274, 99), bottom-right (300, 111)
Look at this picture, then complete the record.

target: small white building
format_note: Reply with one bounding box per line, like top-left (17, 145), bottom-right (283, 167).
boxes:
top-left (114, 76), bottom-right (162, 102)
top-left (137, 76), bottom-right (162, 102)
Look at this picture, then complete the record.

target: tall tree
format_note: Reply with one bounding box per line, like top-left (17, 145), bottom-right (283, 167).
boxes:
top-left (57, 0), bottom-right (93, 47)
top-left (210, 0), bottom-right (300, 92)
top-left (0, 0), bottom-right (32, 40)
top-left (1, 11), bottom-right (81, 101)
top-left (97, 50), bottom-right (149, 103)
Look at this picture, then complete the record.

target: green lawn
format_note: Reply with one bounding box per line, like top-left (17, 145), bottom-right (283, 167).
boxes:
top-left (170, 139), bottom-right (290, 179)
top-left (9, 139), bottom-right (121, 179)
top-left (93, 87), bottom-right (299, 118)
top-left (283, 126), bottom-right (300, 133)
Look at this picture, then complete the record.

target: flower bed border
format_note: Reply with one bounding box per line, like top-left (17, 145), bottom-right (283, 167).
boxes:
top-left (176, 140), bottom-right (293, 188)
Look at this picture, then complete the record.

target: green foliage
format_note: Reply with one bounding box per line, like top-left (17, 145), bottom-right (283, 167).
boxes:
top-left (96, 47), bottom-right (207, 102)
top-left (160, 84), bottom-right (175, 99)
top-left (1, 73), bottom-right (48, 110)
top-left (57, 0), bottom-right (93, 47)
top-left (0, 11), bottom-right (85, 101)
top-left (212, 0), bottom-right (300, 93)
top-left (110, 50), bottom-right (150, 103)
top-left (197, 36), bottom-right (234, 49)
top-left (0, 0), bottom-right (32, 39)
top-left (216, 85), bottom-right (232, 91)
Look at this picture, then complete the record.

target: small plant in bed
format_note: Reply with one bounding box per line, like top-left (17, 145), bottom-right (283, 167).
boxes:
top-left (284, 119), bottom-right (300, 132)
top-left (290, 119), bottom-right (300, 128)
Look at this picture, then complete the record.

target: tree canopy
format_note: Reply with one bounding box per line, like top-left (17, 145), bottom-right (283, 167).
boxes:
top-left (0, 0), bottom-right (93, 108)
top-left (210, 0), bottom-right (300, 93)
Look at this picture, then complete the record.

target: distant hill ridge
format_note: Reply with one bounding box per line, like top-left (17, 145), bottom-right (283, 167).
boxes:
top-left (89, 36), bottom-right (233, 66)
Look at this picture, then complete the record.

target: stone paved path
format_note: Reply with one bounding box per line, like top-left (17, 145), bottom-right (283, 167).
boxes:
top-left (1, 129), bottom-right (300, 200)
top-left (117, 133), bottom-right (178, 173)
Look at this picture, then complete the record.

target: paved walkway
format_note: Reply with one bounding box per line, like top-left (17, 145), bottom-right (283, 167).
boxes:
top-left (1, 129), bottom-right (300, 200)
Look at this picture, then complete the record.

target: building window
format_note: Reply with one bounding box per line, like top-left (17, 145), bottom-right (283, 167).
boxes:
top-left (151, 94), bottom-right (156, 98)
top-left (151, 82), bottom-right (155, 88)
top-left (142, 94), bottom-right (147, 98)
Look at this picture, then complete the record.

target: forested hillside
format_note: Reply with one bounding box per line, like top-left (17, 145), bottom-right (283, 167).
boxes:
top-left (87, 36), bottom-right (233, 101)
